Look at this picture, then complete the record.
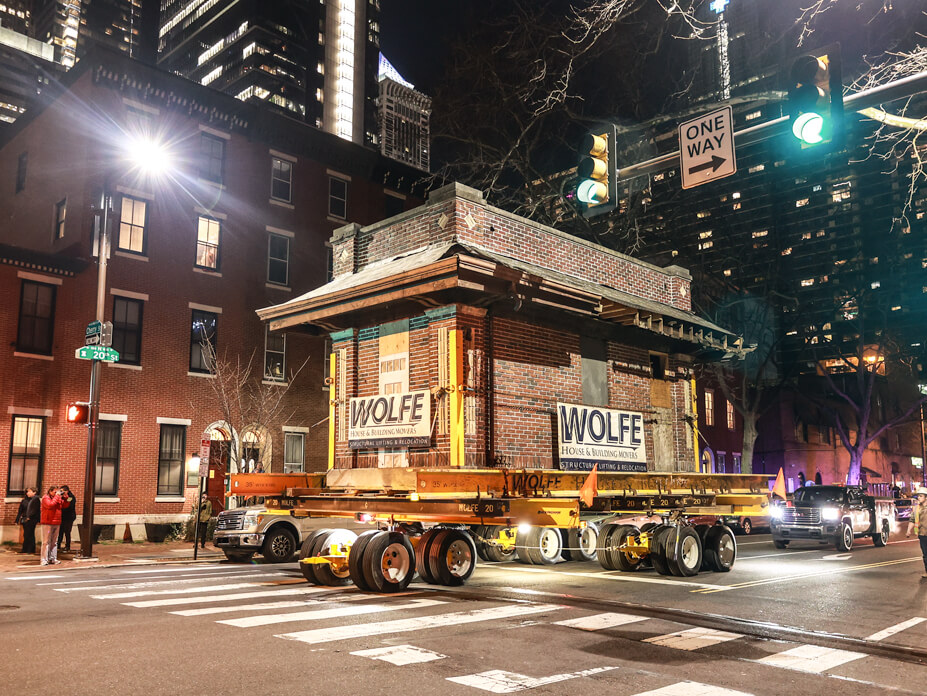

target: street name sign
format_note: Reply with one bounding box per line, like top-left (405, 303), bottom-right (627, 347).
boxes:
top-left (678, 105), bottom-right (736, 190)
top-left (85, 320), bottom-right (102, 346)
top-left (75, 345), bottom-right (120, 362)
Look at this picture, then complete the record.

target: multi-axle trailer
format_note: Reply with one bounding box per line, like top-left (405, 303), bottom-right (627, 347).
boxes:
top-left (236, 468), bottom-right (770, 593)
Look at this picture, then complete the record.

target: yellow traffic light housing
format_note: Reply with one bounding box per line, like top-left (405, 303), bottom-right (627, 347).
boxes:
top-left (576, 124), bottom-right (617, 218)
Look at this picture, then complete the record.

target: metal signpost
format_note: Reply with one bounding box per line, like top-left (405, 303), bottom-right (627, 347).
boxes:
top-left (678, 105), bottom-right (737, 190)
top-left (193, 439), bottom-right (211, 560)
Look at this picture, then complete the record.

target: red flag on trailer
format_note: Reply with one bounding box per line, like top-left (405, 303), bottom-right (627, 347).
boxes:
top-left (771, 467), bottom-right (787, 500)
top-left (580, 464), bottom-right (599, 507)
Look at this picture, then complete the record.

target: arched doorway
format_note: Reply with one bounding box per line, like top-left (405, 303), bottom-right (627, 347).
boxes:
top-left (241, 425), bottom-right (273, 473)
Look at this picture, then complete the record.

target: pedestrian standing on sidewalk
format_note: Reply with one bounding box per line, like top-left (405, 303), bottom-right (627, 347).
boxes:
top-left (15, 487), bottom-right (40, 554)
top-left (57, 485), bottom-right (76, 553)
top-left (40, 486), bottom-right (69, 565)
top-left (907, 486), bottom-right (927, 578)
top-left (195, 493), bottom-right (212, 549)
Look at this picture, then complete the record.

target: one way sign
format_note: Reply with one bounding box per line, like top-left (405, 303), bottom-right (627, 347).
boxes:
top-left (678, 106), bottom-right (736, 190)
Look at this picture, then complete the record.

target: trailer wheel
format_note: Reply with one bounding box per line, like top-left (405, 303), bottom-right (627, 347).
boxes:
top-left (298, 528), bottom-right (332, 583)
top-left (518, 526), bottom-right (562, 565)
top-left (429, 528), bottom-right (477, 586)
top-left (704, 525), bottom-right (737, 572)
top-left (836, 522), bottom-right (854, 552)
top-left (664, 527), bottom-right (702, 577)
top-left (612, 525), bottom-right (645, 572)
top-left (568, 523), bottom-right (599, 563)
top-left (649, 525), bottom-right (673, 576)
top-left (347, 529), bottom-right (381, 591)
top-left (872, 519), bottom-right (890, 547)
top-left (596, 523), bottom-right (618, 570)
top-left (262, 526), bottom-right (297, 564)
top-left (363, 531), bottom-right (416, 593)
top-left (415, 528), bottom-right (443, 584)
top-left (740, 518), bottom-right (753, 535)
top-left (482, 526), bottom-right (517, 563)
top-left (313, 529), bottom-right (357, 586)
top-left (693, 525), bottom-right (712, 571)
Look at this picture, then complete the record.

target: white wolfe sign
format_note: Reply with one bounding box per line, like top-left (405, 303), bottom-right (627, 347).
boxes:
top-left (557, 402), bottom-right (647, 472)
top-left (349, 390), bottom-right (431, 449)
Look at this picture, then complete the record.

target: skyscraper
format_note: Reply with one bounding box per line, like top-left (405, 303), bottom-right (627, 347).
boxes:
top-left (377, 54), bottom-right (430, 171)
top-left (157, 0), bottom-right (380, 145)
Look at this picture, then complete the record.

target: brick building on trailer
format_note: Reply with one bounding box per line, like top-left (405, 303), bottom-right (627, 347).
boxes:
top-left (0, 47), bottom-right (423, 543)
top-left (259, 183), bottom-right (740, 474)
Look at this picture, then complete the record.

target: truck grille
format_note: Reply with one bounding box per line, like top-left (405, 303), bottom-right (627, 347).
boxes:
top-left (782, 507), bottom-right (821, 525)
top-left (216, 510), bottom-right (246, 531)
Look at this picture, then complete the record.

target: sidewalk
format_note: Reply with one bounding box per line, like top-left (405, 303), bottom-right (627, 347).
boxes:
top-left (0, 540), bottom-right (227, 574)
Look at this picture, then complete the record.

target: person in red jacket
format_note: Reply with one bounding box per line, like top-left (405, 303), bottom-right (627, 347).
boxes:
top-left (40, 486), bottom-right (69, 565)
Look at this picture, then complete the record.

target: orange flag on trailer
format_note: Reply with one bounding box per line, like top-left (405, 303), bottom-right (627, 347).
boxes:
top-left (580, 464), bottom-right (599, 507)
top-left (771, 467), bottom-right (787, 500)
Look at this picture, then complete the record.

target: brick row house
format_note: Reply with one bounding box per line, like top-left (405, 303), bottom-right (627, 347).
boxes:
top-left (0, 48), bottom-right (423, 542)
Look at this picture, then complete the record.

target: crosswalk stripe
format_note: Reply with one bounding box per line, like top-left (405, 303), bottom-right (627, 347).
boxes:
top-left (630, 682), bottom-right (754, 696)
top-left (553, 612), bottom-right (646, 631)
top-left (55, 573), bottom-right (273, 593)
top-left (276, 602), bottom-right (563, 645)
top-left (91, 581), bottom-right (303, 600)
top-left (121, 566), bottom-right (226, 573)
top-left (756, 644), bottom-right (866, 673)
top-left (865, 617), bottom-right (926, 641)
top-left (351, 645), bottom-right (447, 666)
top-left (6, 575), bottom-right (65, 580)
top-left (446, 666), bottom-right (618, 693)
top-left (169, 593), bottom-right (390, 616)
top-left (643, 627), bottom-right (743, 651)
top-left (218, 597), bottom-right (446, 628)
top-left (123, 586), bottom-right (335, 608)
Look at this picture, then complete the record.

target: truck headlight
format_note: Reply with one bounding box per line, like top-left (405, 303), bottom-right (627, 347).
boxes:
top-left (242, 512), bottom-right (261, 531)
top-left (769, 506), bottom-right (784, 519)
top-left (821, 507), bottom-right (840, 521)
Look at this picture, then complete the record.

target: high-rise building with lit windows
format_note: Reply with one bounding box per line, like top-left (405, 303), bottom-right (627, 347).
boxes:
top-left (157, 0), bottom-right (380, 146)
top-left (0, 0), bottom-right (31, 34)
top-left (377, 54), bottom-right (430, 172)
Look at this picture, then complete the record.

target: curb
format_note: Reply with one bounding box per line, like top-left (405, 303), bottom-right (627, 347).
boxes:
top-left (0, 550), bottom-right (227, 573)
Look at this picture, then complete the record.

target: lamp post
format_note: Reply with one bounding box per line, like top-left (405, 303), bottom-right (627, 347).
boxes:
top-left (78, 138), bottom-right (170, 560)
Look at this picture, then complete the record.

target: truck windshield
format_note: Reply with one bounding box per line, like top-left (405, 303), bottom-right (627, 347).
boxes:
top-left (793, 487), bottom-right (844, 504)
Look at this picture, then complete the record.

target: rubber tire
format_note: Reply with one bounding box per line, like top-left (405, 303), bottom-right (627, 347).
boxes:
top-left (298, 528), bottom-right (332, 583)
top-left (363, 531), bottom-right (416, 593)
top-left (415, 528), bottom-right (443, 584)
top-left (559, 529), bottom-right (573, 562)
top-left (693, 525), bottom-right (712, 571)
top-left (773, 539), bottom-right (789, 549)
top-left (428, 528), bottom-right (478, 586)
top-left (741, 518), bottom-right (753, 535)
top-left (347, 529), bottom-right (381, 591)
top-left (568, 523), bottom-right (599, 562)
top-left (482, 526), bottom-right (517, 563)
top-left (664, 527), bottom-right (702, 577)
top-left (661, 526), bottom-right (686, 577)
top-left (519, 526), bottom-right (562, 565)
top-left (612, 525), bottom-right (644, 572)
top-left (704, 525), bottom-right (737, 572)
top-left (313, 529), bottom-right (357, 586)
top-left (471, 525), bottom-right (490, 561)
top-left (262, 526), bottom-right (297, 563)
top-left (223, 551), bottom-right (254, 563)
top-left (836, 522), bottom-right (854, 552)
top-left (596, 523), bottom-right (618, 570)
top-left (872, 519), bottom-right (890, 547)
top-left (649, 525), bottom-right (672, 576)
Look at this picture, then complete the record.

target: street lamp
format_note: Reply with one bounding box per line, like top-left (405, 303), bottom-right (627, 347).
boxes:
top-left (78, 138), bottom-right (171, 560)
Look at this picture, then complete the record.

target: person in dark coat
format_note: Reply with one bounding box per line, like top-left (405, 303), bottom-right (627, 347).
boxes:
top-left (57, 485), bottom-right (77, 552)
top-left (14, 487), bottom-right (39, 554)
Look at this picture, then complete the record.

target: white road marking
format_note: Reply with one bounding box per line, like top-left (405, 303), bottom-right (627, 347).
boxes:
top-left (121, 565), bottom-right (225, 573)
top-left (757, 644), bottom-right (866, 673)
top-left (821, 553), bottom-right (853, 561)
top-left (55, 573), bottom-right (271, 592)
top-left (37, 579), bottom-right (109, 586)
top-left (277, 602), bottom-right (563, 645)
top-left (91, 582), bottom-right (278, 599)
top-left (169, 593), bottom-right (389, 616)
top-left (494, 565), bottom-right (719, 590)
top-left (553, 612), bottom-right (646, 631)
top-left (352, 644), bottom-right (447, 666)
top-left (643, 627), bottom-right (743, 651)
top-left (218, 598), bottom-right (446, 627)
top-left (865, 617), bottom-right (927, 641)
top-left (446, 666), bottom-right (618, 693)
top-left (630, 682), bottom-right (754, 696)
top-left (123, 586), bottom-right (335, 607)
top-left (42, 570), bottom-right (281, 586)
top-left (6, 575), bottom-right (65, 580)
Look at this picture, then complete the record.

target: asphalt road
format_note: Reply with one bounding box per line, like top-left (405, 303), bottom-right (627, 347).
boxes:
top-left (2, 529), bottom-right (925, 696)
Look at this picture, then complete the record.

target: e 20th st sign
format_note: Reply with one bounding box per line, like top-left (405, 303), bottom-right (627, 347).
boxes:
top-left (678, 106), bottom-right (736, 190)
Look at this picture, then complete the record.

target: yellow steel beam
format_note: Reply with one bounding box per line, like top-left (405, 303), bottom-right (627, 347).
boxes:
top-left (449, 328), bottom-right (465, 467)
top-left (328, 351), bottom-right (336, 471)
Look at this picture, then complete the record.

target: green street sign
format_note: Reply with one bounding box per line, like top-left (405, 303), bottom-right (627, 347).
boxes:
top-left (75, 346), bottom-right (120, 362)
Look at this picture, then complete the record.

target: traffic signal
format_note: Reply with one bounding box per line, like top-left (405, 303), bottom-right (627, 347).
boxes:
top-left (576, 124), bottom-right (617, 218)
top-left (786, 45), bottom-right (843, 149)
top-left (66, 402), bottom-right (90, 424)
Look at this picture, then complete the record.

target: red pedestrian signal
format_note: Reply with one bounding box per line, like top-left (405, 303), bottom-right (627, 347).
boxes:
top-left (66, 402), bottom-right (90, 424)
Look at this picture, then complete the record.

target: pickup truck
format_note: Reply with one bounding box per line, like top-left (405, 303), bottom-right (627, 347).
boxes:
top-left (213, 505), bottom-right (315, 563)
top-left (770, 485), bottom-right (895, 552)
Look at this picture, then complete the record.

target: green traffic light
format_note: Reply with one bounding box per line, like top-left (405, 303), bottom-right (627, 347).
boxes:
top-left (577, 179), bottom-right (607, 204)
top-left (792, 111), bottom-right (825, 145)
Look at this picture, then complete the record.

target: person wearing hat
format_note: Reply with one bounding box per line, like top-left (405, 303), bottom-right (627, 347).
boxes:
top-left (906, 486), bottom-right (927, 578)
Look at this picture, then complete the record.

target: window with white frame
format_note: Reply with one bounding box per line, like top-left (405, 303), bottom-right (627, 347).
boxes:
top-left (329, 176), bottom-right (347, 218)
top-left (195, 216), bottom-right (221, 270)
top-left (704, 389), bottom-right (715, 426)
top-left (284, 432), bottom-right (304, 472)
top-left (264, 327), bottom-right (285, 381)
top-left (8, 415), bottom-right (44, 494)
top-left (271, 157), bottom-right (292, 202)
top-left (95, 420), bottom-right (121, 495)
top-left (118, 196), bottom-right (147, 254)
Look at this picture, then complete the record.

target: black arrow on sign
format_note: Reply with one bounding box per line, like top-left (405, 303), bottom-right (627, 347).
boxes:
top-left (688, 155), bottom-right (726, 175)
